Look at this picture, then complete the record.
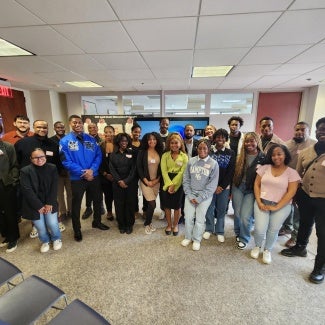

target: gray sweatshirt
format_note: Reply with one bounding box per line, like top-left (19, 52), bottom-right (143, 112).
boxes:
top-left (183, 156), bottom-right (219, 204)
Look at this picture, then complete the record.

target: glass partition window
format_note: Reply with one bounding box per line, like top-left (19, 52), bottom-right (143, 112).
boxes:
top-left (210, 93), bottom-right (253, 115)
top-left (122, 95), bottom-right (160, 116)
top-left (165, 94), bottom-right (205, 116)
top-left (82, 96), bottom-right (118, 115)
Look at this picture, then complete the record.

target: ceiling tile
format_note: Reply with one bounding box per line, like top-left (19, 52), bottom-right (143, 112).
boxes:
top-left (152, 67), bottom-right (191, 79)
top-left (219, 76), bottom-right (259, 89)
top-left (17, 0), bottom-right (117, 24)
top-left (0, 0), bottom-right (44, 27)
top-left (41, 55), bottom-right (105, 71)
top-left (160, 79), bottom-right (190, 90)
top-left (240, 45), bottom-right (310, 64)
top-left (196, 12), bottom-right (281, 49)
top-left (247, 75), bottom-right (298, 88)
top-left (288, 44), bottom-right (325, 64)
top-left (289, 0), bottom-right (325, 10)
top-left (201, 0), bottom-right (292, 14)
top-left (91, 52), bottom-right (147, 69)
top-left (142, 50), bottom-right (193, 68)
top-left (258, 9), bottom-right (325, 46)
top-left (106, 69), bottom-right (155, 80)
top-left (123, 17), bottom-right (197, 51)
top-left (189, 77), bottom-right (224, 89)
top-left (194, 48), bottom-right (250, 66)
top-left (109, 0), bottom-right (199, 19)
top-left (53, 22), bottom-right (137, 53)
top-left (230, 65), bottom-right (280, 77)
top-left (36, 71), bottom-right (88, 82)
top-left (268, 63), bottom-right (324, 75)
top-left (0, 26), bottom-right (83, 55)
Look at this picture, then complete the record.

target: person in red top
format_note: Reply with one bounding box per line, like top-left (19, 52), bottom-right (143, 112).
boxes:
top-left (2, 115), bottom-right (33, 144)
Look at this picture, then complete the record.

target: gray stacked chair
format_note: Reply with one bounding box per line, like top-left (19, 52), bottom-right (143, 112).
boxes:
top-left (0, 257), bottom-right (24, 290)
top-left (0, 275), bottom-right (67, 325)
top-left (48, 299), bottom-right (110, 325)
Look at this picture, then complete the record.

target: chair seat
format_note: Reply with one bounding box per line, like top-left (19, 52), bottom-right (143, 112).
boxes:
top-left (0, 257), bottom-right (23, 289)
top-left (48, 299), bottom-right (110, 325)
top-left (0, 275), bottom-right (66, 325)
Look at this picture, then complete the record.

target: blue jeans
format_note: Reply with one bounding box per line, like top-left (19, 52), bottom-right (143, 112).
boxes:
top-left (205, 189), bottom-right (230, 235)
top-left (184, 196), bottom-right (213, 243)
top-left (232, 183), bottom-right (255, 244)
top-left (33, 212), bottom-right (61, 243)
top-left (253, 200), bottom-right (291, 251)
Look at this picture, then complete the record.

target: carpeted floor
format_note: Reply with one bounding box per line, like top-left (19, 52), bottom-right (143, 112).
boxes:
top-left (1, 201), bottom-right (324, 325)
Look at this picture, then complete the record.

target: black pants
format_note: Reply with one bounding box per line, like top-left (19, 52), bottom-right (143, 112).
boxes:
top-left (0, 182), bottom-right (19, 242)
top-left (71, 177), bottom-right (102, 232)
top-left (112, 181), bottom-right (137, 230)
top-left (296, 188), bottom-right (325, 266)
top-left (101, 180), bottom-right (113, 212)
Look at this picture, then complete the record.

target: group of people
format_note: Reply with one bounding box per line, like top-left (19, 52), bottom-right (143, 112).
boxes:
top-left (0, 113), bottom-right (324, 285)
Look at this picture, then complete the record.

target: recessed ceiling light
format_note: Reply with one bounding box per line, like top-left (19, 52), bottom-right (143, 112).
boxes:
top-left (64, 81), bottom-right (103, 88)
top-left (0, 38), bottom-right (34, 56)
top-left (192, 66), bottom-right (233, 78)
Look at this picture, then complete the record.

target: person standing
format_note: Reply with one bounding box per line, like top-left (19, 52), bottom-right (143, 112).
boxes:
top-left (50, 121), bottom-right (72, 229)
top-left (2, 115), bottom-right (33, 144)
top-left (160, 133), bottom-right (188, 236)
top-left (203, 129), bottom-right (235, 243)
top-left (259, 116), bottom-right (285, 154)
top-left (110, 133), bottom-right (138, 234)
top-left (0, 124), bottom-right (20, 253)
top-left (181, 139), bottom-right (219, 251)
top-left (252, 144), bottom-right (300, 264)
top-left (227, 116), bottom-right (245, 158)
top-left (183, 124), bottom-right (199, 159)
top-left (82, 123), bottom-right (105, 219)
top-left (279, 122), bottom-right (316, 243)
top-left (20, 148), bottom-right (62, 253)
top-left (281, 118), bottom-right (325, 284)
top-left (137, 132), bottom-right (164, 234)
top-left (60, 115), bottom-right (109, 242)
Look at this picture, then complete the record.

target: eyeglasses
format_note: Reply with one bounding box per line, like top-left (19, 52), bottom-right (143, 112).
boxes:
top-left (31, 156), bottom-right (46, 160)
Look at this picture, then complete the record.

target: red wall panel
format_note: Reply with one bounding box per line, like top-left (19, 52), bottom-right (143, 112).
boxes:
top-left (256, 92), bottom-right (302, 141)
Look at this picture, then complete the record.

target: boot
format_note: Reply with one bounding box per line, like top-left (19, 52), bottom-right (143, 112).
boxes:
top-left (281, 244), bottom-right (307, 257)
top-left (309, 258), bottom-right (325, 284)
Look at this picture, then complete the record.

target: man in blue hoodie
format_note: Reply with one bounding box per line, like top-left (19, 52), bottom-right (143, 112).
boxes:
top-left (60, 115), bottom-right (109, 242)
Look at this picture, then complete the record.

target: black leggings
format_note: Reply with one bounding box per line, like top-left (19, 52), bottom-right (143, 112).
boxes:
top-left (144, 200), bottom-right (156, 226)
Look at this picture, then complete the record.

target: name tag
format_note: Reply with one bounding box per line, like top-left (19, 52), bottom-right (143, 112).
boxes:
top-left (321, 160), bottom-right (325, 167)
top-left (46, 151), bottom-right (53, 156)
top-left (150, 159), bottom-right (156, 163)
top-left (0, 149), bottom-right (4, 155)
top-left (204, 164), bottom-right (210, 169)
top-left (126, 154), bottom-right (132, 158)
top-left (176, 161), bottom-right (183, 166)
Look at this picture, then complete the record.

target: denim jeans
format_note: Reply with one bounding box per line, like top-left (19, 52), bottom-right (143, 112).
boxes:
top-left (205, 189), bottom-right (230, 235)
top-left (33, 212), bottom-right (61, 243)
top-left (253, 200), bottom-right (291, 251)
top-left (184, 196), bottom-right (213, 243)
top-left (232, 183), bottom-right (255, 244)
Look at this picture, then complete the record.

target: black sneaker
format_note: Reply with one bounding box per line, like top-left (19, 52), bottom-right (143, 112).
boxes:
top-left (6, 241), bottom-right (17, 253)
top-left (82, 207), bottom-right (93, 219)
top-left (309, 270), bottom-right (325, 284)
top-left (281, 245), bottom-right (307, 257)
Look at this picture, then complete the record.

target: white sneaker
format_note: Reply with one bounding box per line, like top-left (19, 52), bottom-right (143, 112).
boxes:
top-left (203, 232), bottom-right (211, 240)
top-left (144, 225), bottom-right (152, 235)
top-left (149, 223), bottom-right (156, 232)
top-left (181, 239), bottom-right (191, 247)
top-left (250, 247), bottom-right (260, 259)
top-left (53, 239), bottom-right (62, 251)
top-left (192, 241), bottom-right (201, 251)
top-left (58, 222), bottom-right (66, 232)
top-left (217, 235), bottom-right (225, 243)
top-left (158, 210), bottom-right (165, 220)
top-left (30, 226), bottom-right (38, 238)
top-left (40, 242), bottom-right (50, 253)
top-left (262, 250), bottom-right (272, 264)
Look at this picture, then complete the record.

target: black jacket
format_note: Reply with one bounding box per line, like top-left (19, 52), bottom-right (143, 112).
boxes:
top-left (137, 149), bottom-right (162, 184)
top-left (243, 151), bottom-right (265, 192)
top-left (184, 138), bottom-right (199, 158)
top-left (20, 163), bottom-right (58, 220)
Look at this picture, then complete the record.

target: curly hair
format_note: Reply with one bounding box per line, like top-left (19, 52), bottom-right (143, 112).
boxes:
top-left (228, 116), bottom-right (244, 127)
top-left (114, 132), bottom-right (132, 148)
top-left (233, 132), bottom-right (262, 187)
top-left (140, 132), bottom-right (164, 156)
top-left (165, 133), bottom-right (186, 153)
top-left (264, 144), bottom-right (291, 166)
top-left (212, 128), bottom-right (229, 142)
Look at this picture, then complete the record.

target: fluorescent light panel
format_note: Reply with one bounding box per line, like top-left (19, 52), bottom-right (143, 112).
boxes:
top-left (0, 38), bottom-right (33, 56)
top-left (192, 66), bottom-right (233, 78)
top-left (64, 81), bottom-right (103, 88)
